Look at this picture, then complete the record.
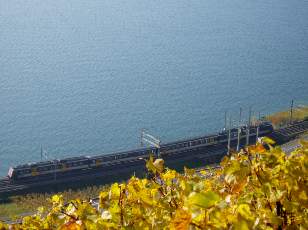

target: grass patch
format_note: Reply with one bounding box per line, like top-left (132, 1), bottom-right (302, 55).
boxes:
top-left (266, 105), bottom-right (308, 127)
top-left (0, 184), bottom-right (110, 219)
top-left (0, 203), bottom-right (29, 220)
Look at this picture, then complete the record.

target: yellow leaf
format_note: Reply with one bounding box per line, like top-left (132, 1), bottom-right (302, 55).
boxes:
top-left (0, 222), bottom-right (8, 230)
top-left (233, 219), bottom-right (250, 230)
top-left (139, 192), bottom-right (154, 206)
top-left (146, 155), bottom-right (157, 173)
top-left (170, 209), bottom-right (192, 230)
top-left (60, 221), bottom-right (82, 230)
top-left (109, 203), bottom-right (121, 215)
top-left (237, 204), bottom-right (253, 220)
top-left (163, 170), bottom-right (177, 181)
top-left (51, 194), bottom-right (63, 204)
top-left (299, 190), bottom-right (307, 201)
top-left (110, 183), bottom-right (121, 200)
top-left (154, 158), bottom-right (165, 173)
top-left (261, 136), bottom-right (275, 145)
top-left (187, 191), bottom-right (220, 209)
top-left (249, 143), bottom-right (266, 154)
top-left (99, 191), bottom-right (109, 207)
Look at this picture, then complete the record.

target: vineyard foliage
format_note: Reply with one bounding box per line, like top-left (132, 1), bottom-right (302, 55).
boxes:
top-left (1, 138), bottom-right (307, 229)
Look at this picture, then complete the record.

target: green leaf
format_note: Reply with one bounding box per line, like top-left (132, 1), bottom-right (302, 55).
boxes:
top-left (146, 154), bottom-right (157, 173)
top-left (187, 191), bottom-right (220, 209)
top-left (261, 136), bottom-right (275, 145)
top-left (237, 204), bottom-right (253, 220)
top-left (233, 219), bottom-right (250, 230)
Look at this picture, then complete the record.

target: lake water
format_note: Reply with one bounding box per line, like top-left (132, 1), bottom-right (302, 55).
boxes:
top-left (0, 0), bottom-right (308, 176)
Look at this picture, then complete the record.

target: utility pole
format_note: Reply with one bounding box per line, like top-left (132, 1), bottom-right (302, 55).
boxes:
top-left (255, 111), bottom-right (261, 143)
top-left (236, 108), bottom-right (242, 152)
top-left (157, 140), bottom-right (161, 158)
top-left (239, 107), bottom-right (242, 125)
top-left (246, 106), bottom-right (252, 146)
top-left (141, 129), bottom-right (144, 147)
top-left (258, 111), bottom-right (261, 121)
top-left (40, 145), bottom-right (43, 161)
top-left (227, 116), bottom-right (232, 155)
top-left (236, 126), bottom-right (241, 152)
top-left (54, 160), bottom-right (57, 181)
top-left (290, 99), bottom-right (294, 125)
top-left (141, 130), bottom-right (161, 158)
top-left (256, 125), bottom-right (259, 143)
top-left (224, 111), bottom-right (227, 130)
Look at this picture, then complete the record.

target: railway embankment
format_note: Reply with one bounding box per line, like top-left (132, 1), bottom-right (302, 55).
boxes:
top-left (266, 105), bottom-right (308, 128)
top-left (1, 135), bottom-right (307, 229)
top-left (1, 124), bottom-right (308, 220)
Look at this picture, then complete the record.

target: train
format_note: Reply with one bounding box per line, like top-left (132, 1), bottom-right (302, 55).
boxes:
top-left (7, 122), bottom-right (274, 181)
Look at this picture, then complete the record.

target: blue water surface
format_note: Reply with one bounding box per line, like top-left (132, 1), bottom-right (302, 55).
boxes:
top-left (0, 0), bottom-right (308, 175)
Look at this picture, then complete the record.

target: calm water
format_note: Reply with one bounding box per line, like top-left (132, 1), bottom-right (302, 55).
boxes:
top-left (0, 0), bottom-right (308, 176)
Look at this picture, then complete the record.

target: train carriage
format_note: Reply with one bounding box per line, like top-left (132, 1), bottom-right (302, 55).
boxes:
top-left (7, 122), bottom-right (274, 181)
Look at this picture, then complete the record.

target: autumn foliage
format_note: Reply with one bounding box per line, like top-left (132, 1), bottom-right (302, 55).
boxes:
top-left (1, 137), bottom-right (307, 229)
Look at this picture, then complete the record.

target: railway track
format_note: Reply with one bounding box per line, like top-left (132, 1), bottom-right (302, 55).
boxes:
top-left (0, 120), bottom-right (307, 198)
top-left (268, 120), bottom-right (308, 144)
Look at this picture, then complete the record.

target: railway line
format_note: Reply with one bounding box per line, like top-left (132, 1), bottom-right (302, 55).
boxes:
top-left (0, 120), bottom-right (307, 198)
top-left (267, 120), bottom-right (308, 144)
